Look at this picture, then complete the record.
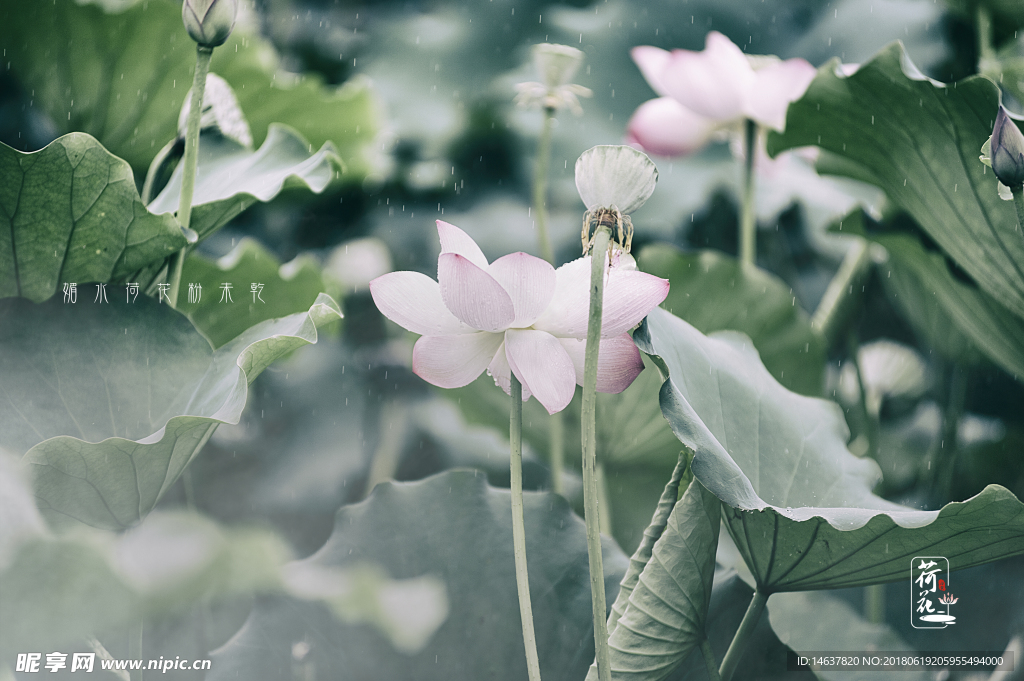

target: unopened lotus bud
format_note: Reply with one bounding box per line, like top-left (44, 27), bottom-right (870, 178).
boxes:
top-left (990, 105), bottom-right (1024, 190)
top-left (182, 0), bottom-right (238, 48)
top-left (533, 43), bottom-right (584, 89)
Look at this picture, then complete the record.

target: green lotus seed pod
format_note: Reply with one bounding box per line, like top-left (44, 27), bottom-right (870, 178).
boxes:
top-left (182, 0), bottom-right (238, 48)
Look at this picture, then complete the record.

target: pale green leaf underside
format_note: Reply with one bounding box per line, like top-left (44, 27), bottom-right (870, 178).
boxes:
top-left (0, 0), bottom-right (379, 176)
top-left (0, 134), bottom-right (184, 303)
top-left (0, 293), bottom-right (341, 530)
top-left (148, 125), bottom-right (341, 241)
top-left (637, 307), bottom-right (1024, 591)
top-left (769, 42), bottom-right (1024, 321)
top-left (587, 480), bottom-right (720, 681)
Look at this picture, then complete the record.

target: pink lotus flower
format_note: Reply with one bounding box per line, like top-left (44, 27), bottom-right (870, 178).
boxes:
top-left (369, 221), bottom-right (669, 414)
top-left (627, 32), bottom-right (817, 156)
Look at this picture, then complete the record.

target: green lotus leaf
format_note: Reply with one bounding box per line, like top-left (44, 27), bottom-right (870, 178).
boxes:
top-left (208, 470), bottom-right (628, 681)
top-left (0, 0), bottom-right (379, 176)
top-left (637, 307), bottom-right (1024, 591)
top-left (586, 476), bottom-right (720, 681)
top-left (0, 134), bottom-right (184, 303)
top-left (876, 232), bottom-right (1024, 380)
top-left (638, 244), bottom-right (825, 396)
top-left (177, 237), bottom-right (338, 348)
top-left (0, 456), bottom-right (435, 660)
top-left (0, 293), bottom-right (341, 530)
top-left (769, 42), bottom-right (1024, 322)
top-left (147, 125), bottom-right (341, 242)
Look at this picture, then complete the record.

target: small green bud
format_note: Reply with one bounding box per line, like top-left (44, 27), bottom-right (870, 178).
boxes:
top-left (182, 0), bottom-right (237, 48)
top-left (990, 105), bottom-right (1024, 190)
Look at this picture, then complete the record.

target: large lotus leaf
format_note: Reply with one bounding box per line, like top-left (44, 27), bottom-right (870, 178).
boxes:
top-left (0, 293), bottom-right (341, 530)
top-left (177, 237), bottom-right (338, 348)
top-left (877, 233), bottom-right (1024, 381)
top-left (767, 591), bottom-right (927, 681)
top-left (208, 470), bottom-right (629, 681)
top-left (636, 307), bottom-right (1024, 591)
top-left (638, 244), bottom-right (825, 396)
top-left (0, 134), bottom-right (184, 303)
top-left (605, 453), bottom-right (692, 638)
top-left (0, 0), bottom-right (379, 176)
top-left (586, 479), bottom-right (720, 681)
top-left (148, 125), bottom-right (341, 242)
top-left (768, 42), bottom-right (1024, 321)
top-left (0, 476), bottom-right (433, 662)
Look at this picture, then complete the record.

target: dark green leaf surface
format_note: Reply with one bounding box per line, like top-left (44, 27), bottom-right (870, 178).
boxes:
top-left (209, 470), bottom-right (629, 681)
top-left (638, 244), bottom-right (825, 395)
top-left (177, 237), bottom-right (337, 348)
top-left (148, 126), bottom-right (341, 242)
top-left (587, 479), bottom-right (720, 681)
top-left (769, 43), bottom-right (1024, 321)
top-left (0, 293), bottom-right (341, 530)
top-left (637, 307), bottom-right (1024, 591)
top-left (877, 233), bottom-right (1024, 381)
top-left (0, 0), bottom-right (379, 176)
top-left (0, 134), bottom-right (184, 302)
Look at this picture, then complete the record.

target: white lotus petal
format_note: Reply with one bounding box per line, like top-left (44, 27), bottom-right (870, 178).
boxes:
top-left (487, 252), bottom-right (557, 327)
top-left (505, 329), bottom-right (577, 415)
top-left (369, 271), bottom-right (473, 336)
top-left (412, 332), bottom-right (504, 389)
top-left (437, 254), bottom-right (515, 333)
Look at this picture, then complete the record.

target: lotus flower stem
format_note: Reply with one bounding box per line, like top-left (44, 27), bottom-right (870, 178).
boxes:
top-left (533, 107), bottom-right (556, 264)
top-left (811, 238), bottom-right (872, 347)
top-left (738, 118), bottom-right (758, 266)
top-left (933, 362), bottom-right (968, 504)
top-left (549, 409), bottom-right (565, 495)
top-left (510, 374), bottom-right (543, 681)
top-left (167, 45), bottom-right (213, 308)
top-left (976, 5), bottom-right (996, 73)
top-left (701, 636), bottom-right (723, 681)
top-left (583, 224), bottom-right (613, 681)
top-left (129, 617), bottom-right (143, 681)
top-left (1013, 189), bottom-right (1024, 243)
top-left (719, 589), bottom-right (768, 681)
top-left (530, 106), bottom-right (566, 497)
top-left (865, 584), bottom-right (886, 624)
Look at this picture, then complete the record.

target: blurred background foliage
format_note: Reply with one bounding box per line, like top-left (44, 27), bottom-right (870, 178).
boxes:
top-left (2, 0), bottom-right (1023, 678)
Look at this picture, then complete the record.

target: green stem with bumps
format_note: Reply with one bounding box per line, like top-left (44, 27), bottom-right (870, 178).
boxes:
top-left (533, 106), bottom-right (556, 264)
top-left (1013, 188), bottom-right (1024, 244)
top-left (510, 374), bottom-right (543, 681)
top-left (583, 225), bottom-right (612, 681)
top-left (701, 636), bottom-right (724, 681)
top-left (167, 45), bottom-right (212, 308)
top-left (719, 589), bottom-right (768, 681)
top-left (739, 118), bottom-right (758, 266)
